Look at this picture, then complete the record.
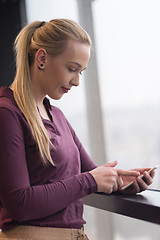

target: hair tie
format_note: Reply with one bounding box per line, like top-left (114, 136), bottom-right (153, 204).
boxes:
top-left (38, 21), bottom-right (46, 28)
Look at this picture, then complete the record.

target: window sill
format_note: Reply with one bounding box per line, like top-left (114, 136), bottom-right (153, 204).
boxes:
top-left (84, 189), bottom-right (160, 224)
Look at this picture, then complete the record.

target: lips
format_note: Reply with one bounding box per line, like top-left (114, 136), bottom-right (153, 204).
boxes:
top-left (62, 87), bottom-right (70, 93)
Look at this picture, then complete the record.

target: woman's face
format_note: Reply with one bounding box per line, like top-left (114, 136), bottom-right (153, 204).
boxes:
top-left (39, 40), bottom-right (90, 100)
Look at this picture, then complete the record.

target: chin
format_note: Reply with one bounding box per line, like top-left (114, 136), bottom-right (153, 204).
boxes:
top-left (48, 94), bottom-right (63, 100)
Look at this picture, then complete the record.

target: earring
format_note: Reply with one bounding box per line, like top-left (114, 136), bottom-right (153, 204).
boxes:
top-left (38, 63), bottom-right (44, 70)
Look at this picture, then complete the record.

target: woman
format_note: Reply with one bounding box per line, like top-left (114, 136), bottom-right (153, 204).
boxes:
top-left (0, 19), bottom-right (154, 240)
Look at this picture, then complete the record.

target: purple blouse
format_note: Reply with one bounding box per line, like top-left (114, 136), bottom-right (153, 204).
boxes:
top-left (0, 87), bottom-right (97, 230)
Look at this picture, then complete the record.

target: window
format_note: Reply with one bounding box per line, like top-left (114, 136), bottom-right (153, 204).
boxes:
top-left (25, 0), bottom-right (160, 239)
top-left (92, 0), bottom-right (160, 190)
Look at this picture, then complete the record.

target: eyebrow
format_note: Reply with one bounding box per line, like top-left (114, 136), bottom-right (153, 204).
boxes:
top-left (68, 62), bottom-right (82, 68)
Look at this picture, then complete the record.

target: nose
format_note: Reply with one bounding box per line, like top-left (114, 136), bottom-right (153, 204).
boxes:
top-left (70, 74), bottom-right (79, 87)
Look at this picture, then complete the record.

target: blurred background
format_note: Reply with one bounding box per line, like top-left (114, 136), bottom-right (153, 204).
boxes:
top-left (1, 0), bottom-right (160, 239)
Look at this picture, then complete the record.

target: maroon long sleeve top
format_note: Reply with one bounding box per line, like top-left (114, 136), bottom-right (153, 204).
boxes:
top-left (0, 87), bottom-right (97, 230)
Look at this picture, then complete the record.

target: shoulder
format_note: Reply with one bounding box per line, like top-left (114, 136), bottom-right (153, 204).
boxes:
top-left (0, 87), bottom-right (19, 113)
top-left (0, 96), bottom-right (26, 130)
top-left (0, 99), bottom-right (30, 140)
top-left (0, 97), bottom-right (15, 110)
top-left (0, 104), bottom-right (22, 129)
top-left (0, 97), bottom-right (22, 119)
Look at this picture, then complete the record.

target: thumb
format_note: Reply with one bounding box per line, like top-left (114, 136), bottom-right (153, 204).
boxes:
top-left (103, 160), bottom-right (118, 168)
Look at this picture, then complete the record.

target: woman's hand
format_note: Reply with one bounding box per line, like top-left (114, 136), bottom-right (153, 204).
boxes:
top-left (119, 168), bottom-right (155, 194)
top-left (89, 161), bottom-right (140, 194)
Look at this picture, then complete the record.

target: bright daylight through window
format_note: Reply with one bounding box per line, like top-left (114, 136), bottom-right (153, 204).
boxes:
top-left (25, 1), bottom-right (160, 239)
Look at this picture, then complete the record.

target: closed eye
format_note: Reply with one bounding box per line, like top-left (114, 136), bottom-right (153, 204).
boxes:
top-left (68, 68), bottom-right (83, 75)
top-left (68, 68), bottom-right (76, 72)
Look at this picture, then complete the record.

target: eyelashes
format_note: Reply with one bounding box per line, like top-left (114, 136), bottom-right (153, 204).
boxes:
top-left (68, 68), bottom-right (83, 75)
top-left (68, 68), bottom-right (76, 72)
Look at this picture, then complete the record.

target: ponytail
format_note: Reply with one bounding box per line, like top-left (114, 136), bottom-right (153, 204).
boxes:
top-left (11, 21), bottom-right (54, 165)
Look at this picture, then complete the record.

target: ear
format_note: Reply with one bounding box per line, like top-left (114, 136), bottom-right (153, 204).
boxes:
top-left (35, 48), bottom-right (47, 69)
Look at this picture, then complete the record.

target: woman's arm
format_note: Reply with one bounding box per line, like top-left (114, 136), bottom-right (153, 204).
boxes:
top-left (0, 107), bottom-right (97, 222)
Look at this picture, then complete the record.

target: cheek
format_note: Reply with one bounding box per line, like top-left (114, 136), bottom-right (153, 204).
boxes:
top-left (47, 65), bottom-right (69, 87)
top-left (56, 71), bottom-right (69, 85)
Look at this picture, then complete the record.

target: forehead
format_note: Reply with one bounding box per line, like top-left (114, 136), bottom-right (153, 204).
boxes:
top-left (59, 40), bottom-right (91, 67)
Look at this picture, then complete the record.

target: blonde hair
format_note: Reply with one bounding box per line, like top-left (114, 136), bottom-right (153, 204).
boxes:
top-left (11, 19), bottom-right (91, 165)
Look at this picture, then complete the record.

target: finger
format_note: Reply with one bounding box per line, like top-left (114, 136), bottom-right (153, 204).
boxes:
top-left (116, 169), bottom-right (140, 177)
top-left (137, 175), bottom-right (148, 192)
top-left (104, 186), bottom-right (113, 194)
top-left (132, 180), bottom-right (141, 193)
top-left (117, 177), bottom-right (123, 189)
top-left (131, 168), bottom-right (151, 174)
top-left (141, 171), bottom-right (153, 185)
top-left (150, 170), bottom-right (155, 179)
top-left (113, 182), bottom-right (118, 192)
top-left (103, 161), bottom-right (118, 168)
top-left (121, 180), bottom-right (140, 194)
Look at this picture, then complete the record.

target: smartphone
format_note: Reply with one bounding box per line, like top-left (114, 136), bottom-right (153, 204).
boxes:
top-left (121, 165), bottom-right (159, 191)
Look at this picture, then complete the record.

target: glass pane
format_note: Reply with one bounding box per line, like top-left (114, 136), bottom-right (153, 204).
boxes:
top-left (25, 1), bottom-right (160, 239)
top-left (93, 0), bottom-right (160, 190)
